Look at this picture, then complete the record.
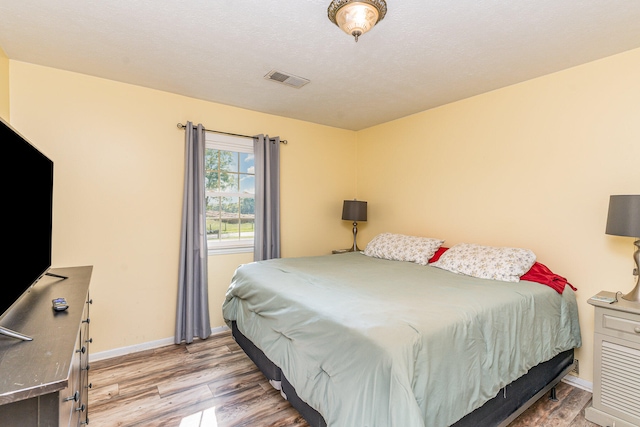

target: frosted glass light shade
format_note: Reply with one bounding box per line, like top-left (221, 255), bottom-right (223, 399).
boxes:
top-left (328, 0), bottom-right (387, 42)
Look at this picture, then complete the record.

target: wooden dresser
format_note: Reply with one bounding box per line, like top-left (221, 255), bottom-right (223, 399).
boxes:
top-left (586, 291), bottom-right (640, 427)
top-left (0, 266), bottom-right (93, 427)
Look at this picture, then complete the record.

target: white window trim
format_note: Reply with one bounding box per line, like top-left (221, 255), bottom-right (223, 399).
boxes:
top-left (205, 132), bottom-right (255, 256)
top-left (207, 240), bottom-right (254, 255)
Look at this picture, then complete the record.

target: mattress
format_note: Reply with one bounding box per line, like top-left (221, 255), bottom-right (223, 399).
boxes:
top-left (222, 252), bottom-right (582, 427)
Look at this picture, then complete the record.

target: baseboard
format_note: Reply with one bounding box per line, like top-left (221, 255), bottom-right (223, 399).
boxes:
top-left (561, 374), bottom-right (593, 393)
top-left (90, 325), bottom-right (230, 362)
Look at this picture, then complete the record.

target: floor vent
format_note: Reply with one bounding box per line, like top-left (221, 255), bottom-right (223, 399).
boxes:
top-left (264, 70), bottom-right (310, 89)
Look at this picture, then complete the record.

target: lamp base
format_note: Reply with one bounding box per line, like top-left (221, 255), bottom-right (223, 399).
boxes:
top-left (621, 239), bottom-right (640, 303)
top-left (621, 282), bottom-right (640, 303)
top-left (350, 221), bottom-right (361, 252)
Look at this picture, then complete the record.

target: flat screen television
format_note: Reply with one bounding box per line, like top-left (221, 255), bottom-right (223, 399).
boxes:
top-left (0, 117), bottom-right (54, 341)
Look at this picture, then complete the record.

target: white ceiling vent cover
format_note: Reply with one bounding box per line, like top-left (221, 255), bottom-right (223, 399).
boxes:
top-left (264, 70), bottom-right (310, 89)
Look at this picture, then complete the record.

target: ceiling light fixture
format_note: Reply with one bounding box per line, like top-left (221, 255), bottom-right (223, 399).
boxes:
top-left (328, 0), bottom-right (387, 42)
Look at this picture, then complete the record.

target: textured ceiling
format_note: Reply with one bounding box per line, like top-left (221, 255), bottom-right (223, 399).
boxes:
top-left (1, 1), bottom-right (640, 131)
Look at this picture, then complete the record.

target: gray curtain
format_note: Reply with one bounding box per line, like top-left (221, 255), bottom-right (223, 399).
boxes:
top-left (175, 122), bottom-right (210, 344)
top-left (253, 134), bottom-right (281, 261)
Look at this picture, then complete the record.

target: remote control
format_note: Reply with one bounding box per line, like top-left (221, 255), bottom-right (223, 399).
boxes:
top-left (52, 298), bottom-right (69, 312)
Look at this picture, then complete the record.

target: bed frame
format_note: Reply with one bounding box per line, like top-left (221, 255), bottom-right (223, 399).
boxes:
top-left (231, 321), bottom-right (575, 427)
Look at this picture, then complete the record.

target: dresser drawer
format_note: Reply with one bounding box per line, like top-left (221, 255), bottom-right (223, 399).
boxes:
top-left (595, 307), bottom-right (640, 343)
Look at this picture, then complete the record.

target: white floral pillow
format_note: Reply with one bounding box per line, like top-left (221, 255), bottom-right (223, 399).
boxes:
top-left (364, 233), bottom-right (445, 265)
top-left (431, 243), bottom-right (536, 282)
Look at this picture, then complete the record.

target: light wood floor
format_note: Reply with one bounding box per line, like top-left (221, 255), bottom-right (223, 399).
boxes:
top-left (89, 330), bottom-right (599, 427)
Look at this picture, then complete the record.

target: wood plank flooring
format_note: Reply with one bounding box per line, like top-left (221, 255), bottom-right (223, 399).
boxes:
top-left (89, 330), bottom-right (599, 427)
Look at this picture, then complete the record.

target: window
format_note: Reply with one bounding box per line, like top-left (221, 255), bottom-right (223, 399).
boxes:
top-left (204, 133), bottom-right (254, 254)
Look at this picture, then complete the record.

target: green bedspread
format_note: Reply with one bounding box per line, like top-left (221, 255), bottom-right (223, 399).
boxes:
top-left (222, 252), bottom-right (581, 427)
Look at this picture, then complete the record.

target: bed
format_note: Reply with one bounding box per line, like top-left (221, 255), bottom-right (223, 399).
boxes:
top-left (222, 238), bottom-right (582, 427)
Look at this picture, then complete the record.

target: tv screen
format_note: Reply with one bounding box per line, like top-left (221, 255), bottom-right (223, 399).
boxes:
top-left (0, 118), bottom-right (53, 320)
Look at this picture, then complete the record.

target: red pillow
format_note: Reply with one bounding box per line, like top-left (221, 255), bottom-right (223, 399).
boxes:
top-left (428, 246), bottom-right (449, 263)
top-left (428, 246), bottom-right (576, 294)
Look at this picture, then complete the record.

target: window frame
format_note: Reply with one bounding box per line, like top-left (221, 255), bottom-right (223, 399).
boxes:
top-left (204, 132), bottom-right (255, 256)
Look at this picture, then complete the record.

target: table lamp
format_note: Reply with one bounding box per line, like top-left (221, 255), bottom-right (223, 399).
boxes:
top-left (342, 199), bottom-right (367, 252)
top-left (605, 194), bottom-right (640, 302)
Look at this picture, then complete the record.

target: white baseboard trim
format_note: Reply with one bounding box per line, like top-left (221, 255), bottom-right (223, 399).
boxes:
top-left (562, 374), bottom-right (593, 393)
top-left (90, 325), bottom-right (230, 362)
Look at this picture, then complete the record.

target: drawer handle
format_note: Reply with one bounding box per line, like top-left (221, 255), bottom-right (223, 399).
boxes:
top-left (76, 346), bottom-right (87, 354)
top-left (76, 403), bottom-right (86, 412)
top-left (65, 391), bottom-right (79, 402)
top-left (635, 327), bottom-right (640, 334)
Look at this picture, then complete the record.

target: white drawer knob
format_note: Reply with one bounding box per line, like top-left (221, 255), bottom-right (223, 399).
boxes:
top-left (635, 327), bottom-right (640, 334)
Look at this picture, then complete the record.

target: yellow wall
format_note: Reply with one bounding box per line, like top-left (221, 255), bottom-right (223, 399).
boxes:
top-left (7, 47), bottom-right (640, 384)
top-left (0, 46), bottom-right (9, 121)
top-left (357, 47), bottom-right (640, 383)
top-left (8, 61), bottom-right (357, 352)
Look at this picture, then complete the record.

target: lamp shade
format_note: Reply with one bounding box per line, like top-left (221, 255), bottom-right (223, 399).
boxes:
top-left (342, 200), bottom-right (367, 222)
top-left (605, 195), bottom-right (640, 238)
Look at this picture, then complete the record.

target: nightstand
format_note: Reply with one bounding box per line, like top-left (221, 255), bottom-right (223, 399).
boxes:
top-left (585, 291), bottom-right (640, 427)
top-left (331, 249), bottom-right (352, 254)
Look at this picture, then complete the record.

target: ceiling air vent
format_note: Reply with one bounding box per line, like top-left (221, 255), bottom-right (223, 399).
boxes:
top-left (264, 70), bottom-right (310, 89)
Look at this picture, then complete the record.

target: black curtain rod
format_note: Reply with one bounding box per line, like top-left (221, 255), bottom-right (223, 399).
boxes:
top-left (176, 123), bottom-right (287, 144)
